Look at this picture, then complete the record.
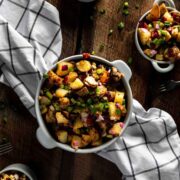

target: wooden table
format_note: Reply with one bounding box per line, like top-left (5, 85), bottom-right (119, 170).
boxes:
top-left (0, 0), bottom-right (180, 179)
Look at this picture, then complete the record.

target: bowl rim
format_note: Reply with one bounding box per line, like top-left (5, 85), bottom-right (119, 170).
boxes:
top-left (0, 163), bottom-right (35, 180)
top-left (35, 54), bottom-right (133, 153)
top-left (135, 7), bottom-right (178, 64)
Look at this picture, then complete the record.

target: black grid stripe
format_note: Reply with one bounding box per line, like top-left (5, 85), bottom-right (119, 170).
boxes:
top-left (16, 71), bottom-right (41, 80)
top-left (125, 155), bottom-right (180, 178)
top-left (6, 23), bottom-right (17, 76)
top-left (43, 27), bottom-right (61, 57)
top-left (135, 115), bottom-right (161, 180)
top-left (162, 116), bottom-right (180, 179)
top-left (0, 46), bottom-right (32, 52)
top-left (27, 104), bottom-right (34, 110)
top-left (122, 138), bottom-right (136, 180)
top-left (12, 82), bottom-right (22, 90)
top-left (28, 0), bottom-right (45, 42)
top-left (33, 49), bottom-right (36, 65)
top-left (21, 33), bottom-right (59, 58)
top-left (0, 0), bottom-right (4, 7)
top-left (7, 0), bottom-right (60, 26)
top-left (101, 128), bottom-right (176, 153)
top-left (0, 22), bottom-right (7, 26)
top-left (15, 0), bottom-right (30, 30)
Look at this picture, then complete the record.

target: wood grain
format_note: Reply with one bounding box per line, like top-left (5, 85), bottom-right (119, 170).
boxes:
top-left (0, 0), bottom-right (180, 180)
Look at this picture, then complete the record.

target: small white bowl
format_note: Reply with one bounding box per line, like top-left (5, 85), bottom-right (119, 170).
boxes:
top-left (135, 0), bottom-right (178, 73)
top-left (35, 54), bottom-right (133, 154)
top-left (0, 163), bottom-right (37, 180)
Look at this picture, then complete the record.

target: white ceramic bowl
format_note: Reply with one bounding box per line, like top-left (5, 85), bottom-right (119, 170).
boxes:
top-left (0, 163), bottom-right (37, 180)
top-left (35, 54), bottom-right (133, 153)
top-left (135, 0), bottom-right (178, 73)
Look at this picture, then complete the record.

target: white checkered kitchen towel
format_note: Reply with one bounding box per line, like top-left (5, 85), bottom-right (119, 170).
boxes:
top-left (0, 1), bottom-right (180, 180)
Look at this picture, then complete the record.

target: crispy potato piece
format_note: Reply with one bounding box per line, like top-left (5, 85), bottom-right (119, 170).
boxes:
top-left (91, 139), bottom-right (102, 146)
top-left (109, 102), bottom-right (121, 121)
top-left (76, 60), bottom-right (91, 72)
top-left (70, 78), bottom-right (84, 90)
top-left (81, 134), bottom-right (92, 147)
top-left (76, 87), bottom-right (89, 96)
top-left (138, 28), bottom-right (151, 45)
top-left (96, 85), bottom-right (107, 96)
top-left (71, 135), bottom-right (82, 149)
top-left (159, 3), bottom-right (168, 16)
top-left (146, 3), bottom-right (160, 21)
top-left (114, 92), bottom-right (125, 105)
top-left (66, 72), bottom-right (78, 83)
top-left (73, 119), bottom-right (84, 132)
top-left (56, 62), bottom-right (74, 76)
top-left (48, 70), bottom-right (63, 86)
top-left (162, 11), bottom-right (173, 23)
top-left (56, 130), bottom-right (68, 143)
top-left (45, 109), bottom-right (56, 123)
top-left (39, 96), bottom-right (51, 106)
top-left (109, 123), bottom-right (122, 136)
top-left (89, 128), bottom-right (99, 142)
top-left (56, 112), bottom-right (69, 124)
top-left (55, 88), bottom-right (69, 98)
top-left (59, 97), bottom-right (70, 107)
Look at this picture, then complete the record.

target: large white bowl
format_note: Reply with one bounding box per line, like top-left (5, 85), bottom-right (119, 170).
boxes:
top-left (35, 54), bottom-right (133, 153)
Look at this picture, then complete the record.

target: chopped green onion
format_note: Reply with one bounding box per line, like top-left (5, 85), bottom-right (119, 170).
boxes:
top-left (43, 73), bottom-right (49, 79)
top-left (164, 21), bottom-right (171, 27)
top-left (91, 51), bottom-right (96, 55)
top-left (118, 22), bottom-right (125, 30)
top-left (53, 103), bottom-right (61, 111)
top-left (123, 9), bottom-right (129, 16)
top-left (67, 106), bottom-right (73, 112)
top-left (123, 2), bottom-right (129, 8)
top-left (60, 84), bottom-right (65, 89)
top-left (127, 57), bottom-right (133, 65)
top-left (71, 98), bottom-right (76, 104)
top-left (45, 91), bottom-right (53, 100)
top-left (69, 67), bottom-right (74, 72)
top-left (122, 99), bottom-right (126, 105)
top-left (87, 98), bottom-right (93, 105)
top-left (148, 24), bottom-right (153, 29)
top-left (116, 109), bottom-right (121, 115)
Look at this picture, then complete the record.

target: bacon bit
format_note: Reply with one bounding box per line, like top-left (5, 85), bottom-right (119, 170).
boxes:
top-left (119, 122), bottom-right (124, 128)
top-left (72, 140), bottom-right (79, 149)
top-left (63, 76), bottom-right (68, 84)
top-left (62, 65), bottom-right (68, 71)
top-left (115, 103), bottom-right (120, 108)
top-left (83, 53), bottom-right (91, 59)
top-left (139, 21), bottom-right (148, 29)
top-left (151, 30), bottom-right (159, 39)
top-left (162, 17), bottom-right (167, 22)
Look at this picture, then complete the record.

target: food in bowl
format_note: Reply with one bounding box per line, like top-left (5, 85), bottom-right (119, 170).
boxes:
top-left (138, 3), bottom-right (180, 61)
top-left (39, 59), bottom-right (127, 149)
top-left (0, 171), bottom-right (29, 180)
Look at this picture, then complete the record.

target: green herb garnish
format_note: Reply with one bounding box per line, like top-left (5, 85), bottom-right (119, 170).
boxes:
top-left (43, 73), bottom-right (49, 79)
top-left (123, 9), bottom-right (129, 16)
top-left (45, 91), bottom-right (53, 100)
top-left (87, 98), bottom-right (93, 105)
top-left (118, 22), bottom-right (125, 30)
top-left (164, 21), bottom-right (171, 27)
top-left (116, 109), bottom-right (121, 115)
top-left (123, 2), bottom-right (129, 8)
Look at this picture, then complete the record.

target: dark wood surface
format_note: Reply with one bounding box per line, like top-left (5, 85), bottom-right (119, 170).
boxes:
top-left (0, 0), bottom-right (180, 179)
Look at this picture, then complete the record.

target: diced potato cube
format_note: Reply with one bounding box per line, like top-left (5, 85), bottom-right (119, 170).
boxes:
top-left (138, 28), bottom-right (151, 45)
top-left (114, 92), bottom-right (125, 105)
top-left (89, 128), bottom-right (99, 142)
top-left (159, 3), bottom-right (167, 16)
top-left (109, 123), bottom-right (122, 136)
top-left (76, 87), bottom-right (89, 96)
top-left (71, 135), bottom-right (82, 149)
top-left (162, 12), bottom-right (173, 23)
top-left (55, 88), bottom-right (69, 98)
top-left (39, 96), bottom-right (51, 105)
top-left (84, 76), bottom-right (98, 88)
top-left (48, 70), bottom-right (63, 86)
top-left (66, 72), bottom-right (78, 83)
top-left (109, 102), bottom-right (121, 121)
top-left (59, 97), bottom-right (70, 108)
top-left (76, 60), bottom-right (91, 72)
top-left (45, 109), bottom-right (56, 123)
top-left (70, 78), bottom-right (84, 90)
top-left (155, 54), bottom-right (164, 61)
top-left (81, 134), bottom-right (92, 147)
top-left (56, 130), bottom-right (68, 143)
top-left (146, 3), bottom-right (160, 21)
top-left (73, 119), bottom-right (83, 131)
top-left (56, 112), bottom-right (69, 124)
top-left (56, 62), bottom-right (74, 76)
top-left (96, 85), bottom-right (107, 96)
